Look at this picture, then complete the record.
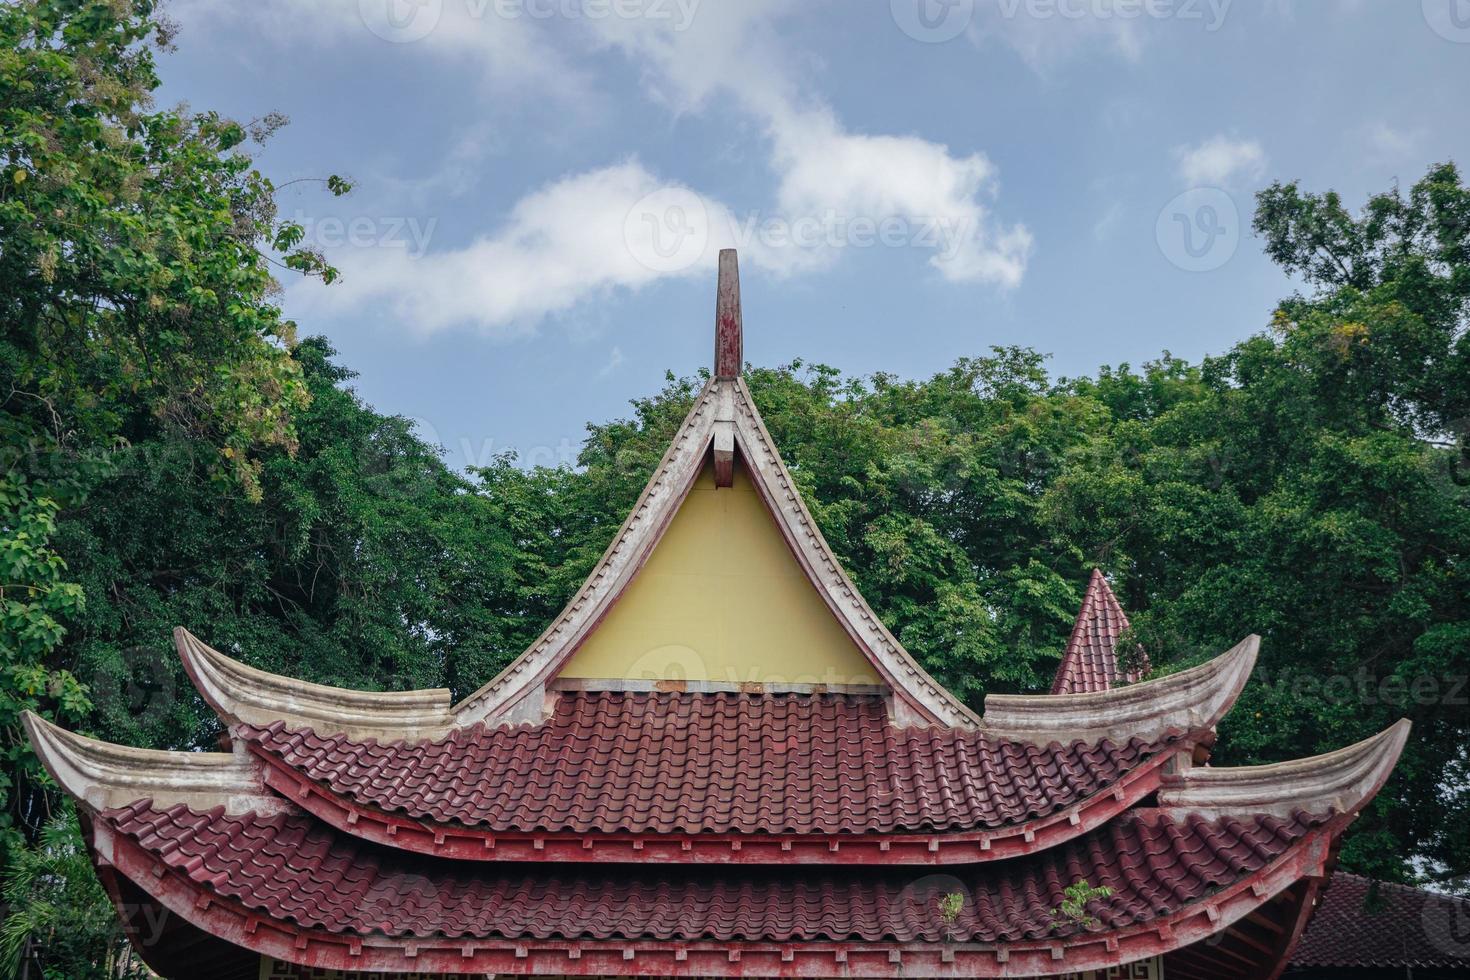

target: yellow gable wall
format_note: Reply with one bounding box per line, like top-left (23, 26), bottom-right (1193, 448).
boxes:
top-left (558, 458), bottom-right (881, 687)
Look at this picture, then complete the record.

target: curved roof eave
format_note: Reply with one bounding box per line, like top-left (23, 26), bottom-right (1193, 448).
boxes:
top-left (174, 627), bottom-right (455, 741)
top-left (22, 711), bottom-right (287, 815)
top-left (983, 633), bottom-right (1259, 745)
top-left (1159, 718), bottom-right (1412, 821)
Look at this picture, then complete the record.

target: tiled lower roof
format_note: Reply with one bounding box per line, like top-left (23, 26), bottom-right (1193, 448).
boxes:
top-left (239, 691), bottom-right (1180, 835)
top-left (102, 799), bottom-right (1322, 944)
top-left (1291, 872), bottom-right (1470, 969)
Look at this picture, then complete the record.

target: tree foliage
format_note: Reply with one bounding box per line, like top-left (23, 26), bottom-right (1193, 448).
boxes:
top-left (1, 1), bottom-right (347, 970)
top-left (1, 810), bottom-right (147, 978)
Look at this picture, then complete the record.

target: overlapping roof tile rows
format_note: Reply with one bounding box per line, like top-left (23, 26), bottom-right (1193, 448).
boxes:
top-left (1290, 872), bottom-right (1470, 970)
top-left (103, 798), bottom-right (1324, 944)
top-left (239, 691), bottom-right (1180, 835)
top-left (1052, 569), bottom-right (1150, 695)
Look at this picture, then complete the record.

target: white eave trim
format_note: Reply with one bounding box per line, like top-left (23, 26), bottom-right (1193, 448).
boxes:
top-left (175, 627), bottom-right (454, 741)
top-left (981, 635), bottom-right (1259, 745)
top-left (23, 712), bottom-right (289, 815)
top-left (1158, 718), bottom-right (1411, 821)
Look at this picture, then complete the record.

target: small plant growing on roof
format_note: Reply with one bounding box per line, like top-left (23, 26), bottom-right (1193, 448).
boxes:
top-left (1115, 625), bottom-right (1149, 680)
top-left (937, 891), bottom-right (965, 942)
top-left (1049, 879), bottom-right (1114, 932)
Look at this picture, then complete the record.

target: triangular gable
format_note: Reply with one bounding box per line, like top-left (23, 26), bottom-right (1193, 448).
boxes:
top-left (455, 251), bottom-right (979, 728)
top-left (1051, 568), bottom-right (1150, 694)
top-left (558, 457), bottom-right (882, 689)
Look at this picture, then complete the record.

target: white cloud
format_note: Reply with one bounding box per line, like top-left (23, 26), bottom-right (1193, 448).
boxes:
top-left (765, 107), bottom-right (1031, 285)
top-left (586, 7), bottom-right (1031, 286)
top-left (170, 0), bottom-right (588, 100)
top-left (1173, 135), bottom-right (1267, 187)
top-left (268, 0), bottom-right (1030, 333)
top-left (1362, 122), bottom-right (1422, 162)
top-left (289, 161), bottom-right (734, 335)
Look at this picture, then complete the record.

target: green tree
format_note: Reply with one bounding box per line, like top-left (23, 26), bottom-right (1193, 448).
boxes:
top-left (0, 478), bottom-right (88, 863)
top-left (1044, 164), bottom-right (1470, 884)
top-left (1, 4), bottom-right (348, 971)
top-left (1, 810), bottom-right (146, 978)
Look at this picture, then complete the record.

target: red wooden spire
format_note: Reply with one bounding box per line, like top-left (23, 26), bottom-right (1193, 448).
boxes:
top-left (714, 248), bottom-right (742, 379)
top-left (712, 249), bottom-right (741, 487)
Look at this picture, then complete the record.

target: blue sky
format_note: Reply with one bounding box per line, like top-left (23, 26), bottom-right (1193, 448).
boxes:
top-left (160, 1), bottom-right (1470, 470)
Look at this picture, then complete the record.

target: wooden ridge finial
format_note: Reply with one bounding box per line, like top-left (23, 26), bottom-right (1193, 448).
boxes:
top-left (715, 249), bottom-right (742, 380)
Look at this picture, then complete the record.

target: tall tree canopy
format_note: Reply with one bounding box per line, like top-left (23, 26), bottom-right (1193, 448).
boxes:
top-left (2, 3), bottom-right (1468, 974)
top-left (2, 1), bottom-right (346, 971)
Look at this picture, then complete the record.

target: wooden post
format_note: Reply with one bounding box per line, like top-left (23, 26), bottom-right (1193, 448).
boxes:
top-left (713, 249), bottom-right (741, 487)
top-left (715, 249), bottom-right (741, 380)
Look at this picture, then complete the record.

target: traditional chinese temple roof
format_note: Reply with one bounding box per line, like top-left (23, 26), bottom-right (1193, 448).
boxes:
top-left (28, 251), bottom-right (1412, 979)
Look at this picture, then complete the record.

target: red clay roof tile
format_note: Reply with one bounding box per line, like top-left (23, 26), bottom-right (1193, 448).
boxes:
top-left (239, 691), bottom-right (1180, 836)
top-left (1290, 872), bottom-right (1470, 969)
top-left (102, 799), bottom-right (1324, 944)
top-left (1052, 569), bottom-right (1150, 695)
